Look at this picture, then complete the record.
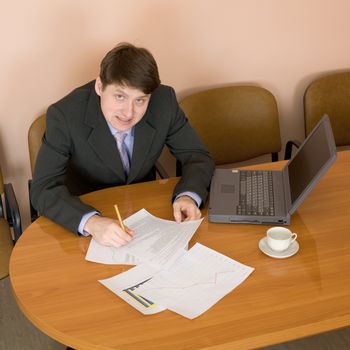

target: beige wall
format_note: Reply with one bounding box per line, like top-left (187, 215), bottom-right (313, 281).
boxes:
top-left (1, 0), bottom-right (350, 228)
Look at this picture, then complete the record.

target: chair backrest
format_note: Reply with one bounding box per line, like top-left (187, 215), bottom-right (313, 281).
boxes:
top-left (179, 85), bottom-right (281, 165)
top-left (304, 71), bottom-right (350, 146)
top-left (28, 114), bottom-right (46, 222)
top-left (28, 114), bottom-right (46, 175)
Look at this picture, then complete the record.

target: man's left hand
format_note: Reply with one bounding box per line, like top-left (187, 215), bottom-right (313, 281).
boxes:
top-left (173, 196), bottom-right (201, 223)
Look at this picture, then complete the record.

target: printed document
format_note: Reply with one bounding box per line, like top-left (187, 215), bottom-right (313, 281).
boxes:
top-left (99, 243), bottom-right (254, 319)
top-left (85, 209), bottom-right (202, 268)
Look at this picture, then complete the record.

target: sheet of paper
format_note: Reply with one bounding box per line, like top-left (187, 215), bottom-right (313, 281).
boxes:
top-left (85, 239), bottom-right (141, 265)
top-left (137, 243), bottom-right (254, 319)
top-left (99, 264), bottom-right (167, 315)
top-left (99, 243), bottom-right (254, 319)
top-left (85, 209), bottom-right (202, 268)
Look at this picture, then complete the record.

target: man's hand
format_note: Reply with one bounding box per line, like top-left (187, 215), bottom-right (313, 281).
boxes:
top-left (173, 195), bottom-right (201, 223)
top-left (84, 215), bottom-right (134, 248)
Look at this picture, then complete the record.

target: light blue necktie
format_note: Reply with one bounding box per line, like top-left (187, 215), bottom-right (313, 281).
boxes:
top-left (115, 132), bottom-right (130, 174)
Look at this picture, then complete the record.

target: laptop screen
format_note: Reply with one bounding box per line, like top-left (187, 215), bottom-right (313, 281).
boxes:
top-left (288, 116), bottom-right (335, 206)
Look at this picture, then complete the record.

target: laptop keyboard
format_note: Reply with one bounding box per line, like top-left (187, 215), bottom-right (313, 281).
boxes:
top-left (237, 170), bottom-right (275, 216)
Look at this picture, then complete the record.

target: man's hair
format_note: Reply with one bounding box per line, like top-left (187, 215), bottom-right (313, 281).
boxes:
top-left (99, 42), bottom-right (161, 94)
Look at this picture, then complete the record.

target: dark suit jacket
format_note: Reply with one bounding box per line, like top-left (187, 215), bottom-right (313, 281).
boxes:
top-left (30, 81), bottom-right (215, 233)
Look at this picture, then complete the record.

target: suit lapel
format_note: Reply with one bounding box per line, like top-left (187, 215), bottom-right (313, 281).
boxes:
top-left (84, 91), bottom-right (126, 181)
top-left (128, 118), bottom-right (156, 183)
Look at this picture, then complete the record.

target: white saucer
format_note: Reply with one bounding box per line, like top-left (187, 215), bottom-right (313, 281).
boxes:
top-left (258, 237), bottom-right (299, 259)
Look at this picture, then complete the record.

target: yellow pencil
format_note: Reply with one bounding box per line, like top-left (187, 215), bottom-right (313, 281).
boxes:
top-left (114, 204), bottom-right (125, 231)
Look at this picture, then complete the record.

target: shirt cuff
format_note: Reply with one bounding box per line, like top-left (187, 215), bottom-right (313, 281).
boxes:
top-left (78, 211), bottom-right (99, 236)
top-left (175, 191), bottom-right (202, 207)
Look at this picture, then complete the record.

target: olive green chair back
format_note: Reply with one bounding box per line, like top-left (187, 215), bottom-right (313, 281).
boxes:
top-left (28, 114), bottom-right (46, 222)
top-left (304, 72), bottom-right (350, 146)
top-left (28, 114), bottom-right (46, 175)
top-left (179, 86), bottom-right (282, 166)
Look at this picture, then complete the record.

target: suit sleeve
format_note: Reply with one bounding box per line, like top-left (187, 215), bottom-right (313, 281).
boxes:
top-left (30, 105), bottom-right (97, 233)
top-left (165, 89), bottom-right (215, 206)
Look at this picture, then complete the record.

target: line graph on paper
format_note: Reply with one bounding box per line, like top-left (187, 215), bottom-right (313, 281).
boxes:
top-left (139, 268), bottom-right (249, 291)
top-left (136, 243), bottom-right (255, 307)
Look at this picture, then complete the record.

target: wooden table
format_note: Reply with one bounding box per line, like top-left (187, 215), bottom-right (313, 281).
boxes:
top-left (10, 151), bottom-right (350, 350)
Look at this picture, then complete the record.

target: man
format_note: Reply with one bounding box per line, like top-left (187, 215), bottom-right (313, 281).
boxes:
top-left (31, 42), bottom-right (215, 248)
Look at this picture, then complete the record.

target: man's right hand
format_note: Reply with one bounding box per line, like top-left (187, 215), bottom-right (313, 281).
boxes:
top-left (84, 215), bottom-right (134, 248)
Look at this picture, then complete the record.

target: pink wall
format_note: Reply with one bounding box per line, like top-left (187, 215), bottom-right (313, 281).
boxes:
top-left (1, 0), bottom-right (350, 228)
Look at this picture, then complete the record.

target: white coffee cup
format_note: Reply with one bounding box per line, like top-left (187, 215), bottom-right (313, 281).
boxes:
top-left (266, 227), bottom-right (297, 252)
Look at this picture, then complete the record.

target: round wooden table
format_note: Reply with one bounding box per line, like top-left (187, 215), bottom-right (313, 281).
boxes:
top-left (10, 153), bottom-right (350, 349)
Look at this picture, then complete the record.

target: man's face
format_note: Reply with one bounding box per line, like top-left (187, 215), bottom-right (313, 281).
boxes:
top-left (95, 77), bottom-right (151, 131)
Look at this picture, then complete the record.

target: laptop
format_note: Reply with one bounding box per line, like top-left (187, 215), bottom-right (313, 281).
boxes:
top-left (208, 115), bottom-right (337, 225)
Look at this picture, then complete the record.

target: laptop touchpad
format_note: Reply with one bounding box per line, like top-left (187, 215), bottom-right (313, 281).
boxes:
top-left (221, 184), bottom-right (235, 193)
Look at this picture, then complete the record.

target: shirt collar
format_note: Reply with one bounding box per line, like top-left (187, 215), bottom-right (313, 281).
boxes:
top-left (107, 122), bottom-right (134, 137)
